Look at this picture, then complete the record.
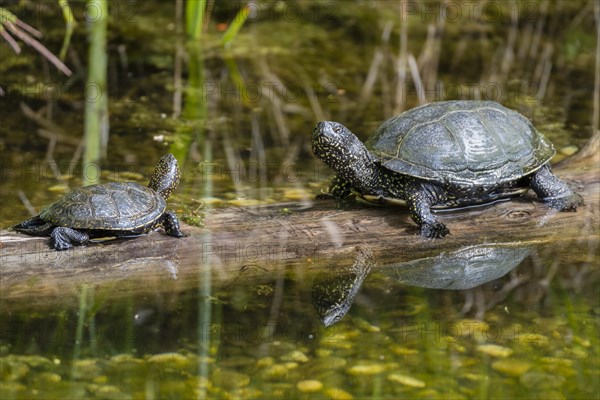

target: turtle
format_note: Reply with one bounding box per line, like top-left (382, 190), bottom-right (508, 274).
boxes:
top-left (12, 153), bottom-right (185, 250)
top-left (312, 100), bottom-right (584, 238)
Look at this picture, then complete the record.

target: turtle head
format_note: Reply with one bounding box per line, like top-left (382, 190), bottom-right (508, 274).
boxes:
top-left (312, 121), bottom-right (360, 168)
top-left (148, 153), bottom-right (181, 200)
top-left (312, 121), bottom-right (378, 190)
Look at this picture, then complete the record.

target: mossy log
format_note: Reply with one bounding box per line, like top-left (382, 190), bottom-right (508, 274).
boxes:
top-left (1, 133), bottom-right (598, 310)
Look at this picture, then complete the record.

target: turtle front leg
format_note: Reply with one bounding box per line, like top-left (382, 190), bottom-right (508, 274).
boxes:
top-left (51, 227), bottom-right (90, 250)
top-left (317, 175), bottom-right (353, 200)
top-left (529, 165), bottom-right (584, 211)
top-left (162, 210), bottom-right (185, 238)
top-left (405, 182), bottom-right (450, 238)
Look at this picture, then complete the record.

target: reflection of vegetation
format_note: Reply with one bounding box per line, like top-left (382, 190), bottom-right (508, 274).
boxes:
top-left (0, 7), bottom-right (71, 77)
top-left (172, 0), bottom-right (252, 199)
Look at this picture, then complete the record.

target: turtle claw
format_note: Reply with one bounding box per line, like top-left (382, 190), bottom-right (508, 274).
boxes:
top-left (50, 229), bottom-right (71, 250)
top-left (420, 222), bottom-right (450, 238)
top-left (53, 241), bottom-right (73, 251)
top-left (50, 227), bottom-right (89, 250)
top-left (316, 192), bottom-right (335, 200)
top-left (545, 193), bottom-right (584, 212)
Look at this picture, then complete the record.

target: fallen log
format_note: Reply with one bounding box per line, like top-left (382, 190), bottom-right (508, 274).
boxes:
top-left (1, 133), bottom-right (598, 310)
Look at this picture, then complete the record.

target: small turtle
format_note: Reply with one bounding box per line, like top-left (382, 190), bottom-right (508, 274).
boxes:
top-left (12, 154), bottom-right (185, 250)
top-left (312, 101), bottom-right (583, 238)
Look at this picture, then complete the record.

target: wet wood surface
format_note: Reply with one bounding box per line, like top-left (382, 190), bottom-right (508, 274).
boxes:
top-left (1, 133), bottom-right (598, 310)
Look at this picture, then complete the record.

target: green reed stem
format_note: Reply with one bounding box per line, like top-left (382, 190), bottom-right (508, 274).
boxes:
top-left (58, 0), bottom-right (76, 60)
top-left (220, 5), bottom-right (249, 46)
top-left (186, 0), bottom-right (206, 40)
top-left (83, 0), bottom-right (108, 185)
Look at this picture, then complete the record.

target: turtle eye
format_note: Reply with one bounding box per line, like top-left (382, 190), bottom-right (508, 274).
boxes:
top-left (333, 126), bottom-right (341, 134)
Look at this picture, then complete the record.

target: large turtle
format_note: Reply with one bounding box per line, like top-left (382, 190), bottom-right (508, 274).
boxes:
top-left (12, 153), bottom-right (185, 250)
top-left (312, 101), bottom-right (584, 238)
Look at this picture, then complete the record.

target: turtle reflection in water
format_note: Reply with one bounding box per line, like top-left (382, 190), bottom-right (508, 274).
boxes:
top-left (311, 245), bottom-right (531, 326)
top-left (312, 248), bottom-right (374, 327)
top-left (12, 154), bottom-right (185, 250)
top-left (388, 245), bottom-right (533, 290)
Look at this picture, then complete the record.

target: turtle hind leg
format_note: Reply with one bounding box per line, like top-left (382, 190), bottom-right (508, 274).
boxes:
top-left (50, 227), bottom-right (90, 250)
top-left (405, 182), bottom-right (450, 238)
top-left (162, 210), bottom-right (185, 238)
top-left (12, 216), bottom-right (55, 236)
top-left (530, 165), bottom-right (584, 211)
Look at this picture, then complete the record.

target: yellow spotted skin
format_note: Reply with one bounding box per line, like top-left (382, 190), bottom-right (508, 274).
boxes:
top-left (312, 103), bottom-right (583, 239)
top-left (149, 153), bottom-right (181, 200)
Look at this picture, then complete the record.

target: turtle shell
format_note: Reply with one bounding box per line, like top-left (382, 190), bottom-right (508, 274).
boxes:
top-left (365, 101), bottom-right (555, 186)
top-left (40, 182), bottom-right (166, 231)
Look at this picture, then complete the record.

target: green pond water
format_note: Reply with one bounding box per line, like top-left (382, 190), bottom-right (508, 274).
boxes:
top-left (0, 1), bottom-right (598, 399)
